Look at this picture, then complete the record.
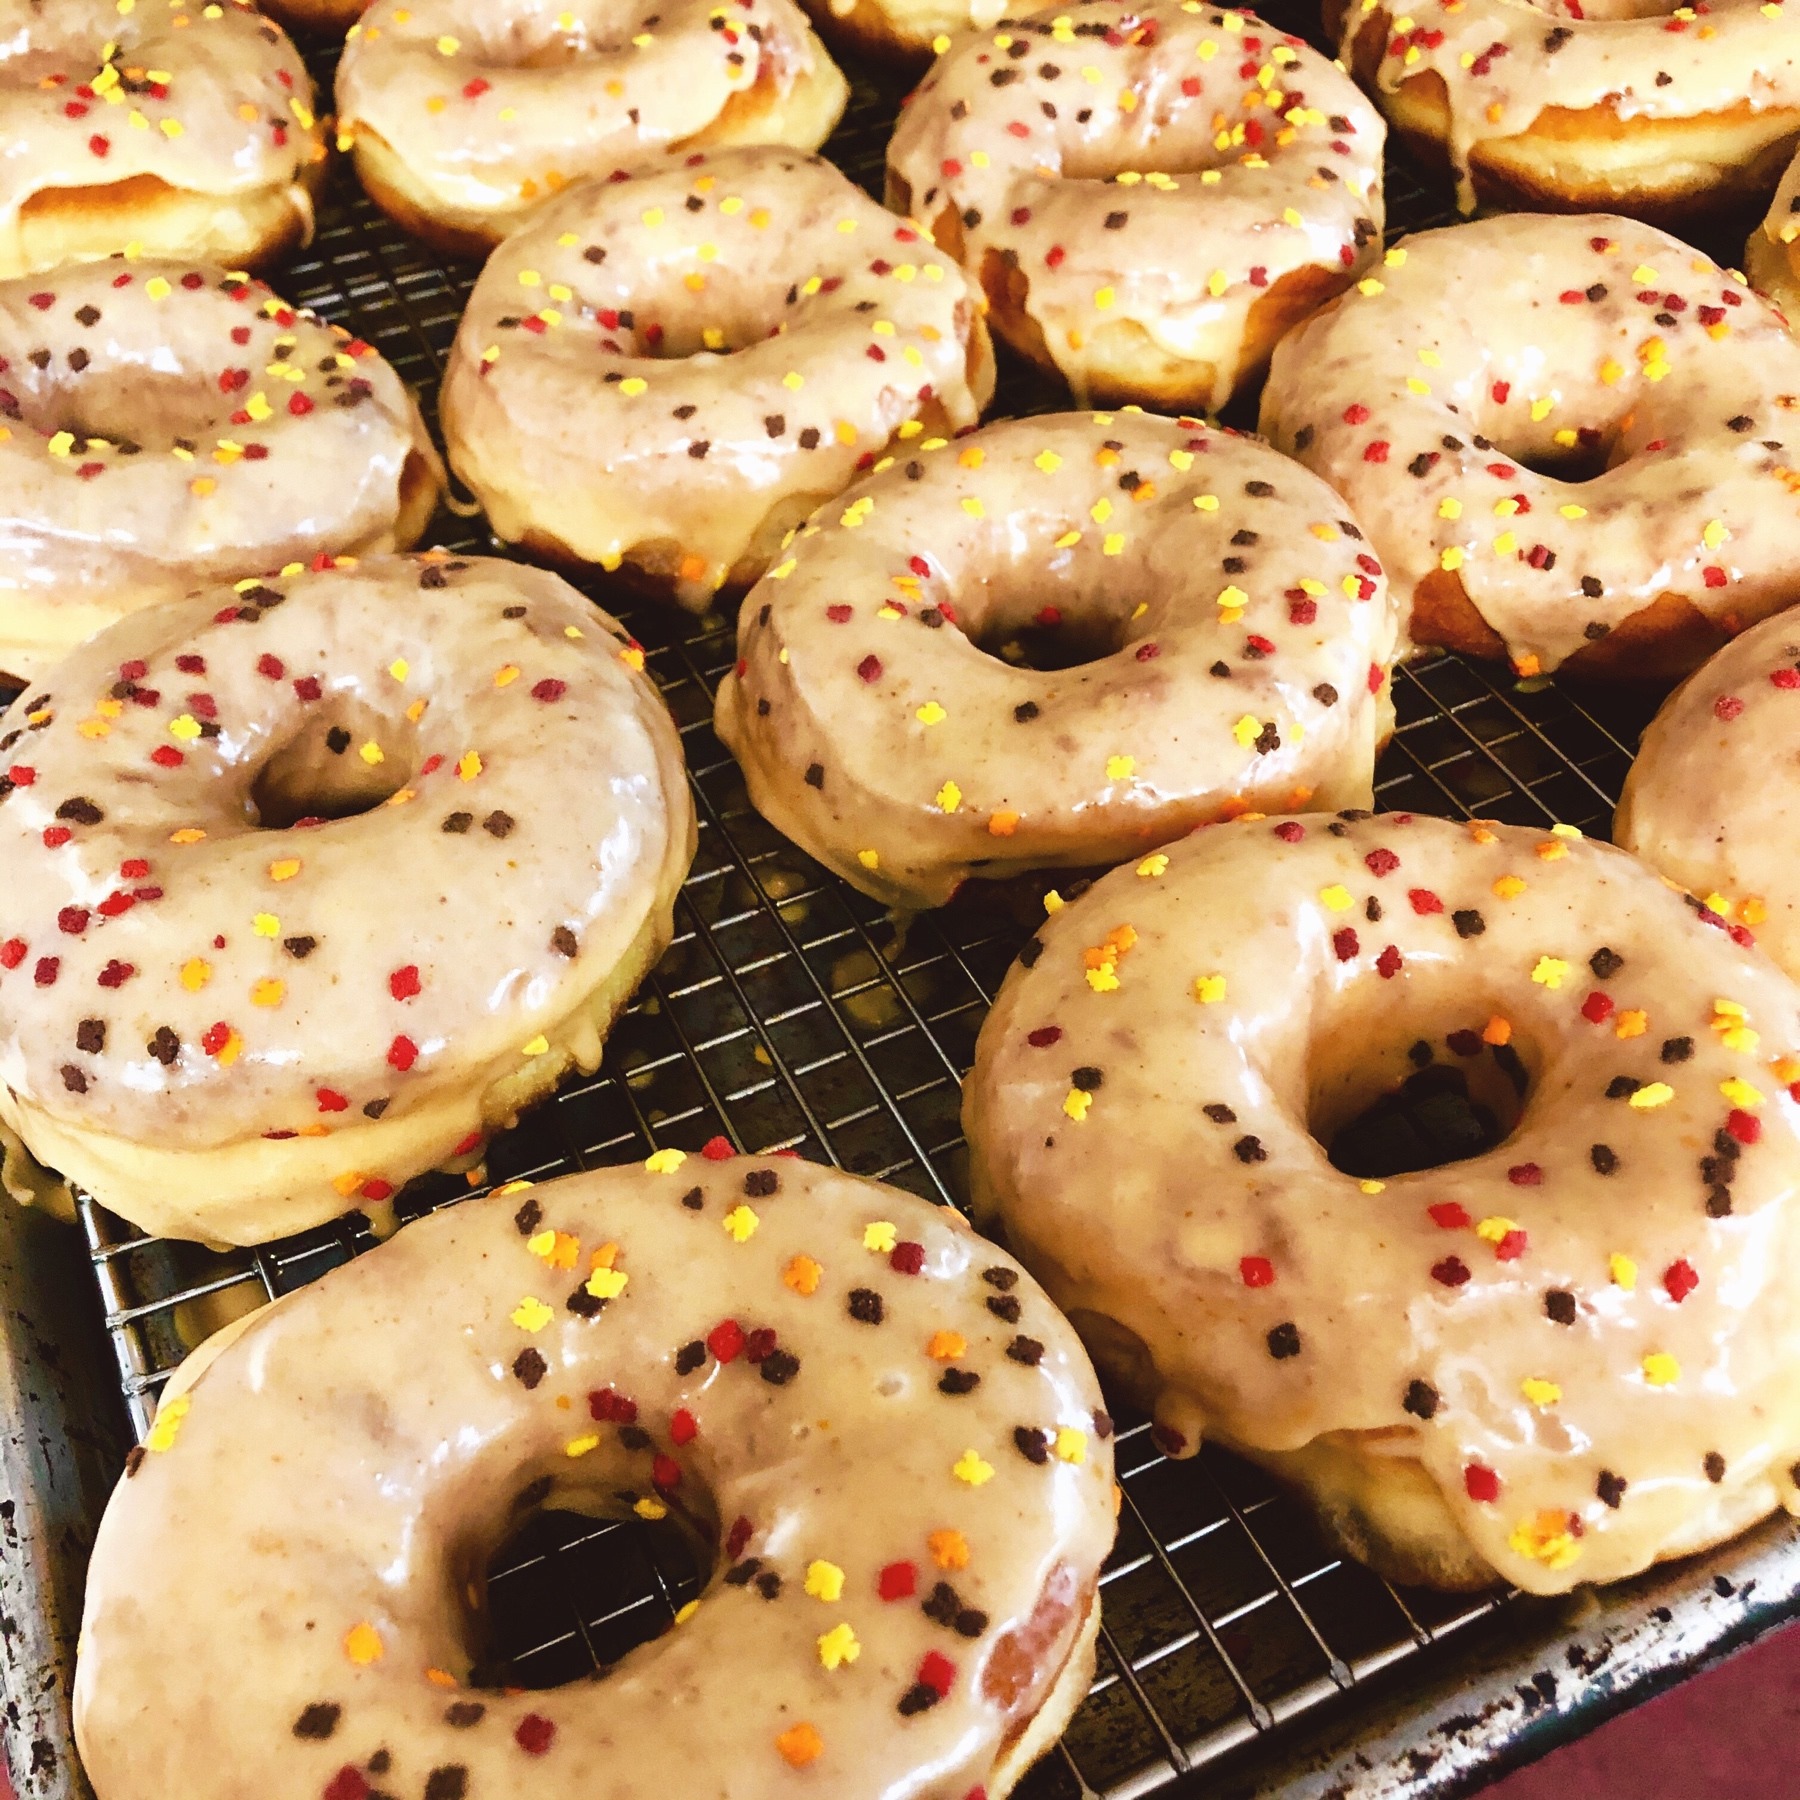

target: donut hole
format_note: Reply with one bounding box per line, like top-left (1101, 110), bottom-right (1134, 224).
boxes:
top-left (1308, 1003), bottom-right (1536, 1178)
top-left (248, 703), bottom-right (415, 828)
top-left (957, 585), bottom-right (1136, 671)
top-left (596, 267), bottom-right (797, 360)
top-left (14, 358), bottom-right (234, 451)
top-left (474, 1503), bottom-right (711, 1688)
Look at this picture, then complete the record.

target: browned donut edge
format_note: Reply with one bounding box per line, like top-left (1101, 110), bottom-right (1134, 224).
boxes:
top-left (1328, 0), bottom-right (1800, 223)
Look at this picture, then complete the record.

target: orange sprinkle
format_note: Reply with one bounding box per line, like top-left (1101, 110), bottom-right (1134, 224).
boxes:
top-left (928, 1528), bottom-right (970, 1570)
top-left (776, 1723), bottom-right (824, 1768)
top-left (1482, 1015), bottom-right (1512, 1046)
top-left (927, 1329), bottom-right (967, 1360)
top-left (987, 809), bottom-right (1020, 837)
top-left (783, 1254), bottom-right (823, 1296)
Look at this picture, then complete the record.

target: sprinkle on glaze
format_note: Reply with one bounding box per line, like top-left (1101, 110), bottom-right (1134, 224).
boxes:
top-left (886, 0), bottom-right (1384, 411)
top-left (965, 811), bottom-right (1800, 1594)
top-left (1261, 212), bottom-right (1800, 678)
top-left (440, 147), bottom-right (994, 610)
top-left (73, 1157), bottom-right (1117, 1800)
top-left (0, 0), bottom-right (325, 280)
top-left (715, 410), bottom-right (1400, 909)
top-left (1334, 0), bottom-right (1800, 215)
top-left (336, 0), bottom-right (848, 238)
top-left (0, 554), bottom-right (695, 1245)
top-left (1617, 609), bottom-right (1800, 978)
top-left (0, 260), bottom-right (442, 683)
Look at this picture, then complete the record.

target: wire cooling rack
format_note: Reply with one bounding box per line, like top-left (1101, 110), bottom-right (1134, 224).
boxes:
top-left (37, 6), bottom-right (1794, 1799)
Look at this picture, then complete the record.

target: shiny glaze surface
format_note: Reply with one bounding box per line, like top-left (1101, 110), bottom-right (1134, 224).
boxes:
top-left (715, 411), bottom-right (1400, 909)
top-left (1260, 213), bottom-right (1800, 675)
top-left (1334, 0), bottom-right (1800, 212)
top-left (965, 811), bottom-right (1800, 1593)
top-left (337, 0), bottom-right (841, 221)
top-left (0, 0), bottom-right (323, 277)
top-left (440, 147), bottom-right (992, 607)
top-left (0, 555), bottom-right (692, 1200)
top-left (0, 259), bottom-right (439, 682)
top-left (887, 0), bottom-right (1384, 412)
top-left (1617, 609), bottom-right (1800, 980)
top-left (74, 1156), bottom-right (1117, 1800)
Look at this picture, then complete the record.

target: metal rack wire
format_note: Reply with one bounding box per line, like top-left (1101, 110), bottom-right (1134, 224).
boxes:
top-left (54, 5), bottom-right (1731, 1797)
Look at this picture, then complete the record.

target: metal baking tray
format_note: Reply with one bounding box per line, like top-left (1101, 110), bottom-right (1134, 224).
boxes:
top-left (6, 6), bottom-right (1800, 1798)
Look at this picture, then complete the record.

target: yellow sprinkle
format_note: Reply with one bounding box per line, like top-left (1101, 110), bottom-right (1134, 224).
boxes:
top-left (144, 1392), bottom-right (190, 1453)
top-left (1094, 286), bottom-right (1116, 310)
top-left (457, 751), bottom-right (482, 781)
top-left (252, 912), bottom-right (279, 938)
top-left (953, 1449), bottom-right (995, 1486)
top-left (1493, 875), bottom-right (1526, 900)
top-left (1703, 519), bottom-right (1728, 551)
top-left (817, 1623), bottom-right (861, 1670)
top-left (1530, 956), bottom-right (1569, 990)
top-left (1721, 1076), bottom-right (1766, 1109)
top-left (1195, 494), bottom-right (1220, 512)
top-left (1439, 546), bottom-right (1465, 572)
top-left (250, 978), bottom-right (285, 1008)
top-left (343, 1623), bottom-right (383, 1665)
top-left (1063, 1089), bottom-right (1093, 1122)
top-left (935, 780), bottom-right (962, 814)
top-left (1319, 884), bottom-right (1353, 912)
top-left (1642, 1352), bottom-right (1681, 1386)
top-left (1628, 1082), bottom-right (1674, 1110)
top-left (267, 857), bottom-right (301, 882)
top-left (644, 1148), bottom-right (688, 1174)
top-left (1231, 715), bottom-right (1261, 749)
top-left (722, 1205), bottom-right (759, 1242)
top-left (565, 1434), bottom-right (600, 1457)
top-left (1136, 854), bottom-right (1170, 879)
top-left (144, 277), bottom-right (171, 302)
top-left (511, 1297), bottom-right (554, 1332)
top-left (1521, 1377), bottom-right (1561, 1407)
top-left (804, 1561), bottom-right (845, 1602)
top-left (1475, 1215), bottom-right (1519, 1244)
top-left (1054, 1427), bottom-right (1087, 1464)
top-left (179, 957), bottom-right (211, 992)
top-left (1194, 975), bottom-right (1227, 1003)
top-left (359, 741), bottom-right (385, 767)
top-left (1105, 754), bottom-right (1135, 781)
top-left (1034, 450), bottom-right (1063, 473)
top-left (863, 1220), bottom-right (898, 1253)
top-left (635, 1496), bottom-right (668, 1520)
top-left (585, 1266), bottom-right (628, 1300)
top-left (916, 701), bottom-right (947, 726)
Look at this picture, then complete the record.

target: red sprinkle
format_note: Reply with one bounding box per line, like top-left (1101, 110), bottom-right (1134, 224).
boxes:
top-left (1714, 695), bottom-right (1745, 721)
top-left (386, 1035), bottom-right (419, 1072)
top-left (889, 1241), bottom-right (926, 1275)
top-left (857, 654), bottom-right (883, 682)
top-left (701, 1135), bottom-right (736, 1160)
top-left (514, 1715), bottom-right (555, 1756)
top-left (316, 1088), bottom-right (349, 1112)
top-left (708, 1318), bottom-right (746, 1363)
top-left (1027, 1026), bottom-right (1062, 1047)
top-left (1332, 927), bottom-right (1359, 962)
top-left (1494, 1229), bottom-right (1529, 1262)
top-left (1464, 1463), bottom-right (1501, 1503)
top-left (1507, 1162), bottom-right (1543, 1186)
top-left (652, 1454), bottom-right (682, 1490)
top-left (1408, 888), bottom-right (1443, 914)
top-left (1429, 1202), bottom-right (1472, 1229)
top-left (1580, 991), bottom-right (1615, 1023)
top-left (1725, 1109), bottom-right (1762, 1145)
top-left (531, 678), bottom-right (567, 702)
top-left (670, 1408), bottom-right (698, 1446)
top-left (878, 1561), bottom-right (918, 1600)
top-left (1664, 1259), bottom-right (1699, 1303)
top-left (589, 1389), bottom-right (638, 1424)
top-left (389, 964), bottom-right (421, 1000)
top-left (1364, 848), bottom-right (1400, 877)
top-left (918, 1651), bottom-right (957, 1697)
top-left (1239, 1255), bottom-right (1275, 1288)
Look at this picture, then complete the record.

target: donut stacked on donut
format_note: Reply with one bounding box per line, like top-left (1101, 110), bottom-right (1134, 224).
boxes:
top-left (1261, 212), bottom-right (1800, 682)
top-left (75, 1156), bottom-right (1117, 1800)
top-left (716, 411), bottom-right (1399, 908)
top-left (441, 147), bottom-right (994, 611)
top-left (1617, 612), bottom-right (1800, 977)
top-left (0, 261), bottom-right (442, 684)
top-left (336, 0), bottom-right (849, 255)
top-left (0, 0), bottom-right (327, 283)
top-left (966, 811), bottom-right (1800, 1593)
top-left (0, 555), bottom-right (695, 1246)
top-left (886, 0), bottom-right (1384, 411)
top-left (1330, 0), bottom-right (1800, 220)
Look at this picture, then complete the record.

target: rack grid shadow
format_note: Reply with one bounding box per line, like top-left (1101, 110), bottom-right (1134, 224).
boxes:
top-left (55, 4), bottom-right (1764, 1798)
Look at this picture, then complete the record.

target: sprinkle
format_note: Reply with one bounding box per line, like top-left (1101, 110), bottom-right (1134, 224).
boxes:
top-left (776, 1724), bottom-right (823, 1768)
top-left (510, 1297), bottom-right (553, 1332)
top-left (722, 1205), bottom-right (759, 1242)
top-left (144, 1392), bottom-right (190, 1453)
top-left (1063, 1089), bottom-right (1092, 1122)
top-left (1521, 1377), bottom-right (1561, 1407)
top-left (805, 1560), bottom-right (846, 1602)
top-left (1194, 975), bottom-right (1227, 1003)
top-left (953, 1449), bottom-right (994, 1486)
top-left (864, 1220), bottom-right (898, 1252)
top-left (928, 1330), bottom-right (967, 1359)
top-left (1610, 1253), bottom-right (1638, 1290)
top-left (1319, 884), bottom-right (1353, 912)
top-left (645, 1148), bottom-right (687, 1173)
top-left (783, 1255), bottom-right (823, 1295)
top-left (1642, 1352), bottom-right (1681, 1386)
top-left (935, 781), bottom-right (962, 813)
top-left (343, 1623), bottom-right (383, 1665)
top-left (1628, 1082), bottom-right (1674, 1110)
top-left (1493, 875), bottom-right (1526, 900)
top-left (1721, 1076), bottom-right (1766, 1109)
top-left (1530, 956), bottom-right (1569, 990)
top-left (565, 1434), bottom-right (600, 1457)
top-left (1054, 1427), bottom-right (1087, 1463)
top-left (1137, 854), bottom-right (1169, 878)
top-left (817, 1623), bottom-right (860, 1669)
top-left (929, 1529), bottom-right (970, 1569)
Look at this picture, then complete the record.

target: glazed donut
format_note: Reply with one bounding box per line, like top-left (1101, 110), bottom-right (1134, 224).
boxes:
top-left (1749, 150), bottom-right (1800, 324)
top-left (335, 0), bottom-right (849, 257)
top-left (0, 260), bottom-right (442, 686)
top-left (965, 810), bottom-right (1800, 1594)
top-left (885, 0), bottom-right (1384, 412)
top-left (0, 554), bottom-right (694, 1246)
top-left (1260, 212), bottom-right (1800, 683)
top-left (75, 1153), bottom-right (1117, 1800)
top-left (0, 0), bottom-right (327, 284)
top-left (1328, 0), bottom-right (1800, 220)
top-left (715, 410), bottom-right (1400, 909)
top-left (1617, 610), bottom-right (1800, 978)
top-left (440, 148), bottom-right (995, 611)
